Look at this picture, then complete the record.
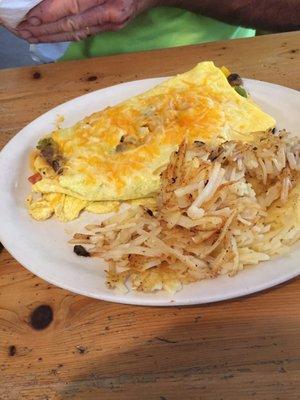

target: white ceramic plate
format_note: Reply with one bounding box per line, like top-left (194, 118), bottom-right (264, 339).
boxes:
top-left (0, 78), bottom-right (299, 306)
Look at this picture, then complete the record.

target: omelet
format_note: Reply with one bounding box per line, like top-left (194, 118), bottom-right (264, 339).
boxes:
top-left (27, 61), bottom-right (275, 221)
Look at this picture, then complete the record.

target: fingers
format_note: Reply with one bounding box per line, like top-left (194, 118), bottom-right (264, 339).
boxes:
top-left (0, 23), bottom-right (36, 42)
top-left (18, 0), bottom-right (134, 41)
top-left (26, 22), bottom-right (126, 43)
top-left (24, 0), bottom-right (108, 24)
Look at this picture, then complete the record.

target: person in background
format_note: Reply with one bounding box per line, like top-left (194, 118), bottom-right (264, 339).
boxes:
top-left (3, 0), bottom-right (300, 62)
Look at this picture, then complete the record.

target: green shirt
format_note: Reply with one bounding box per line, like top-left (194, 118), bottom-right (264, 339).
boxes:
top-left (61, 7), bottom-right (255, 61)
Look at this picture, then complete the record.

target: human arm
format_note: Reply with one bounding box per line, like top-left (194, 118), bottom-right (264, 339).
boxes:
top-left (17, 0), bottom-right (299, 43)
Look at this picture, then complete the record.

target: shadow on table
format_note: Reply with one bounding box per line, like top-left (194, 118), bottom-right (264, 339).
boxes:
top-left (57, 282), bottom-right (298, 400)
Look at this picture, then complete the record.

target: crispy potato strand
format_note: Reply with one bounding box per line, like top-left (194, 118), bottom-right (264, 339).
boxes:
top-left (72, 130), bottom-right (300, 293)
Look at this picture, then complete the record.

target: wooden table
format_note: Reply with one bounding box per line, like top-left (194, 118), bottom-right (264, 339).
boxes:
top-left (0, 32), bottom-right (299, 400)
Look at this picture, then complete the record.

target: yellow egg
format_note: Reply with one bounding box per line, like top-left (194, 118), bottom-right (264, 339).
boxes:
top-left (28, 61), bottom-right (275, 221)
top-left (221, 66), bottom-right (231, 77)
top-left (86, 201), bottom-right (120, 214)
top-left (27, 197), bottom-right (54, 221)
top-left (54, 195), bottom-right (87, 222)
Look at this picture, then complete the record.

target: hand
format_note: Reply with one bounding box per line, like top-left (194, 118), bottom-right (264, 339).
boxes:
top-left (16, 0), bottom-right (159, 43)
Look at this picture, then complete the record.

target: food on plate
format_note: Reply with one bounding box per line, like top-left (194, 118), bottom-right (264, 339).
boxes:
top-left (71, 130), bottom-right (300, 293)
top-left (26, 61), bottom-right (275, 222)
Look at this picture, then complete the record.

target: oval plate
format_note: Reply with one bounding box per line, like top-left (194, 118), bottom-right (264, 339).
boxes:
top-left (0, 78), bottom-right (299, 306)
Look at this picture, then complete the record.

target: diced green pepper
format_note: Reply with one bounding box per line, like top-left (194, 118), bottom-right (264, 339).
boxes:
top-left (37, 137), bottom-right (55, 150)
top-left (234, 86), bottom-right (248, 98)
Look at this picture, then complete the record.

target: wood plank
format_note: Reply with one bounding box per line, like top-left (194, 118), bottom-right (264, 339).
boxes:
top-left (1, 245), bottom-right (300, 399)
top-left (0, 32), bottom-right (300, 399)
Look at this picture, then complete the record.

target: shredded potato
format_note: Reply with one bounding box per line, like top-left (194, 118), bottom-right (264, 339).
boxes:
top-left (71, 130), bottom-right (300, 293)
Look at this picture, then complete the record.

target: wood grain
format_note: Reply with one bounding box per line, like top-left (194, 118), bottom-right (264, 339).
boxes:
top-left (0, 32), bottom-right (300, 400)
